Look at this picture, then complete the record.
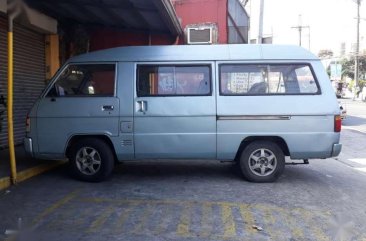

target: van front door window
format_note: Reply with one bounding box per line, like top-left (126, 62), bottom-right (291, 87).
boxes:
top-left (47, 64), bottom-right (116, 97)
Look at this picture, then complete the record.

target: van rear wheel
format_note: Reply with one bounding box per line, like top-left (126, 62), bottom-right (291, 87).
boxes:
top-left (239, 141), bottom-right (285, 182)
top-left (69, 138), bottom-right (114, 182)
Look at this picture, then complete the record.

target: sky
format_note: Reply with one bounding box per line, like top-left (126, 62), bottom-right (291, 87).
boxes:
top-left (246, 0), bottom-right (366, 56)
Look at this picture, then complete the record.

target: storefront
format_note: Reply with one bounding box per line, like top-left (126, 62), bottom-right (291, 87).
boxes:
top-left (0, 16), bottom-right (47, 147)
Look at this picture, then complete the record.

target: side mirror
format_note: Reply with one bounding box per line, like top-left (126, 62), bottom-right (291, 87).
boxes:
top-left (46, 85), bottom-right (58, 98)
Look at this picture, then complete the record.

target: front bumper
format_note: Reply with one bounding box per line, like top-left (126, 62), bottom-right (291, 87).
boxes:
top-left (23, 137), bottom-right (34, 157)
top-left (331, 143), bottom-right (342, 157)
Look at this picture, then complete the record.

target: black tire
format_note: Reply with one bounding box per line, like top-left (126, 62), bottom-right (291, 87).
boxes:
top-left (239, 141), bottom-right (285, 183)
top-left (69, 138), bottom-right (115, 182)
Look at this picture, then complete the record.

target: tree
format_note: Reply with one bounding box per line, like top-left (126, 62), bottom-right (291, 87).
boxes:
top-left (341, 58), bottom-right (353, 79)
top-left (318, 49), bottom-right (334, 59)
top-left (342, 55), bottom-right (366, 95)
top-left (342, 55), bottom-right (366, 79)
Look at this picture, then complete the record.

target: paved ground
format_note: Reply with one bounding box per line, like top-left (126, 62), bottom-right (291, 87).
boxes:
top-left (340, 98), bottom-right (366, 133)
top-left (0, 146), bottom-right (52, 178)
top-left (0, 99), bottom-right (365, 241)
top-left (1, 128), bottom-right (366, 241)
top-left (0, 147), bottom-right (65, 191)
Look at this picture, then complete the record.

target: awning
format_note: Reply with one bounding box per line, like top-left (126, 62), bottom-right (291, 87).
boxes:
top-left (24, 0), bottom-right (183, 36)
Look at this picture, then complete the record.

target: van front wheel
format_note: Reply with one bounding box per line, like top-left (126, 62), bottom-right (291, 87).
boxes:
top-left (69, 138), bottom-right (114, 182)
top-left (239, 141), bottom-right (285, 182)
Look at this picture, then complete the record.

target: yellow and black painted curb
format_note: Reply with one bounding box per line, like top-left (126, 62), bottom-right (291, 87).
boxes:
top-left (0, 160), bottom-right (66, 191)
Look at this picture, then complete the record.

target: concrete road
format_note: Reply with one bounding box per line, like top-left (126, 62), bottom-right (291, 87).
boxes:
top-left (1, 108), bottom-right (366, 240)
top-left (340, 98), bottom-right (366, 133)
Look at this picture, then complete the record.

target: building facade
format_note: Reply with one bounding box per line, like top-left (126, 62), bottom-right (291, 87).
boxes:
top-left (0, 0), bottom-right (249, 148)
top-left (172, 0), bottom-right (249, 45)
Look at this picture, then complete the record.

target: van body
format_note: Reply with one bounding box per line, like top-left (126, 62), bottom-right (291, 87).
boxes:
top-left (24, 44), bottom-right (342, 182)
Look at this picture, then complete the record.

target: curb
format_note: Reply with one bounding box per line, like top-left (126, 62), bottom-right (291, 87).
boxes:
top-left (0, 160), bottom-right (66, 191)
top-left (0, 177), bottom-right (11, 191)
top-left (342, 126), bottom-right (366, 135)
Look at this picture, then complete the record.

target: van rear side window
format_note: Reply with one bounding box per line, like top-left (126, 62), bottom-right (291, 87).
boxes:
top-left (137, 65), bottom-right (211, 96)
top-left (47, 64), bottom-right (116, 97)
top-left (219, 64), bottom-right (319, 95)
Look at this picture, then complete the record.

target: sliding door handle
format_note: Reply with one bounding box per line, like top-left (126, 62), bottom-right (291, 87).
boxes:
top-left (137, 100), bottom-right (147, 113)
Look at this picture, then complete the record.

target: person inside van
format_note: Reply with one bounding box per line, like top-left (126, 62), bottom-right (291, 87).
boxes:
top-left (197, 76), bottom-right (210, 94)
top-left (197, 73), bottom-right (210, 95)
top-left (248, 81), bottom-right (267, 94)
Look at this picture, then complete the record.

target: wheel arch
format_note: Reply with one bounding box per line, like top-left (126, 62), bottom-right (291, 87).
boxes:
top-left (234, 136), bottom-right (290, 162)
top-left (65, 134), bottom-right (118, 161)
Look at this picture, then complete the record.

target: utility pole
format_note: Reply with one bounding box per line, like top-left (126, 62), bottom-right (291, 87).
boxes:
top-left (258, 0), bottom-right (264, 44)
top-left (308, 26), bottom-right (311, 51)
top-left (354, 0), bottom-right (361, 99)
top-left (7, 0), bottom-right (22, 184)
top-left (291, 15), bottom-right (309, 47)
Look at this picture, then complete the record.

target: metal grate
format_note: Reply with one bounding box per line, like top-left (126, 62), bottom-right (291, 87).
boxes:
top-left (0, 17), bottom-right (45, 147)
top-left (187, 28), bottom-right (212, 44)
top-left (121, 140), bottom-right (133, 147)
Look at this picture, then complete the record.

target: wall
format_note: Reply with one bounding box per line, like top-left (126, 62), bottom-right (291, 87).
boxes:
top-left (89, 28), bottom-right (177, 51)
top-left (227, 0), bottom-right (249, 44)
top-left (172, 0), bottom-right (228, 44)
top-left (81, 0), bottom-right (230, 50)
top-left (0, 16), bottom-right (46, 146)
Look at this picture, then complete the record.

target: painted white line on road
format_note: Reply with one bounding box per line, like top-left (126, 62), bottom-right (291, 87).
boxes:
top-left (353, 167), bottom-right (366, 174)
top-left (342, 126), bottom-right (366, 134)
top-left (348, 158), bottom-right (366, 165)
top-left (334, 158), bottom-right (366, 177)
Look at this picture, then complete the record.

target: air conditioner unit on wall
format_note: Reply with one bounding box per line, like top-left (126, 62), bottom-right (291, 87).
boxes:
top-left (187, 27), bottom-right (213, 44)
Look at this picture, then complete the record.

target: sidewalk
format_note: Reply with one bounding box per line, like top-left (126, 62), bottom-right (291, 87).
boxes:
top-left (343, 89), bottom-right (366, 102)
top-left (0, 145), bottom-right (66, 190)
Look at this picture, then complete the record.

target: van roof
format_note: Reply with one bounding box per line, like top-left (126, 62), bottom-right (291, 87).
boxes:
top-left (68, 44), bottom-right (319, 63)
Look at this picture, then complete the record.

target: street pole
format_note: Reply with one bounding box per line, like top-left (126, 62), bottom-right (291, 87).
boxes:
top-left (7, 0), bottom-right (22, 185)
top-left (258, 0), bottom-right (264, 44)
top-left (292, 15), bottom-right (309, 47)
top-left (308, 26), bottom-right (311, 50)
top-left (354, 0), bottom-right (361, 99)
top-left (298, 15), bottom-right (302, 46)
top-left (7, 16), bottom-right (16, 184)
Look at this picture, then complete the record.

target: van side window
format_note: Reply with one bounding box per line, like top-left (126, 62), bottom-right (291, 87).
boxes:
top-left (47, 64), bottom-right (115, 97)
top-left (137, 65), bottom-right (211, 96)
top-left (220, 64), bottom-right (319, 95)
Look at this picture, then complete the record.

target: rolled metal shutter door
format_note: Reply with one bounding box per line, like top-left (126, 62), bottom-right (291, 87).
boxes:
top-left (0, 17), bottom-right (8, 147)
top-left (0, 17), bottom-right (45, 147)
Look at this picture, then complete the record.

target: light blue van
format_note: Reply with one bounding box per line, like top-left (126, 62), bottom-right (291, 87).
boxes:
top-left (24, 44), bottom-right (342, 182)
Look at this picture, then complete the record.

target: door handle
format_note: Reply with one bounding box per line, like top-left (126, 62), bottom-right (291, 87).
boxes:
top-left (141, 101), bottom-right (146, 112)
top-left (102, 105), bottom-right (114, 111)
top-left (137, 101), bottom-right (147, 113)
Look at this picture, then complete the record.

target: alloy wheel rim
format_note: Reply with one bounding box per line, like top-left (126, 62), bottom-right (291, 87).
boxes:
top-left (248, 148), bottom-right (277, 177)
top-left (75, 147), bottom-right (102, 175)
